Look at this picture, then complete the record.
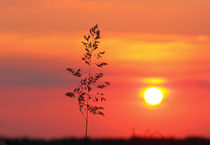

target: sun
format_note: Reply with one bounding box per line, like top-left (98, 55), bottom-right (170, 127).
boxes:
top-left (144, 87), bottom-right (163, 105)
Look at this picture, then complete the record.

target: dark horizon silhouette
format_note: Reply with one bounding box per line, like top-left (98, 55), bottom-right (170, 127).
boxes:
top-left (1, 136), bottom-right (210, 145)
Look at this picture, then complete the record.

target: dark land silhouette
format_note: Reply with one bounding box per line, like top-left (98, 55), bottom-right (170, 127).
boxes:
top-left (1, 137), bottom-right (210, 145)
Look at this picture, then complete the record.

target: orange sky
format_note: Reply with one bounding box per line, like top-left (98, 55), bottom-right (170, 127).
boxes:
top-left (0, 0), bottom-right (210, 139)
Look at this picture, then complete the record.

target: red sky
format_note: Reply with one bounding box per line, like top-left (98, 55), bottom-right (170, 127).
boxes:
top-left (0, 0), bottom-right (210, 139)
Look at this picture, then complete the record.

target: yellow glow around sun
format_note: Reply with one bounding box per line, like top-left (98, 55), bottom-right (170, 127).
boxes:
top-left (144, 87), bottom-right (163, 105)
top-left (141, 78), bottom-right (166, 84)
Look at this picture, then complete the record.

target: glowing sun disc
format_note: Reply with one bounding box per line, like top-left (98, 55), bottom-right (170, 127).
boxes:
top-left (144, 87), bottom-right (163, 105)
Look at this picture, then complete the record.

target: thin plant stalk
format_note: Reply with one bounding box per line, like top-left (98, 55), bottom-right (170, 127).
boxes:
top-left (66, 24), bottom-right (110, 138)
top-left (85, 51), bottom-right (92, 138)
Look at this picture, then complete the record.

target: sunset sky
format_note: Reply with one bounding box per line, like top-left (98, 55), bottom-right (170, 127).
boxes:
top-left (1, 0), bottom-right (210, 139)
